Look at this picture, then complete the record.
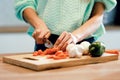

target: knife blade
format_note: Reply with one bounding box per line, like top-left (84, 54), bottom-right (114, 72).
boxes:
top-left (44, 39), bottom-right (53, 48)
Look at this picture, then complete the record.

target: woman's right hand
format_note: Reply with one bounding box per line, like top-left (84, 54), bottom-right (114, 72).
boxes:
top-left (32, 27), bottom-right (51, 44)
top-left (23, 8), bottom-right (51, 44)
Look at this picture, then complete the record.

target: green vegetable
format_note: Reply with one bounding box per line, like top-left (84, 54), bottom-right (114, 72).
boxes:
top-left (89, 41), bottom-right (105, 57)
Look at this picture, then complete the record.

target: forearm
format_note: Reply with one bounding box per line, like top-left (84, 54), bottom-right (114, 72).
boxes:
top-left (72, 15), bottom-right (103, 41)
top-left (23, 8), bottom-right (48, 29)
top-left (23, 8), bottom-right (51, 44)
top-left (72, 2), bottom-right (105, 42)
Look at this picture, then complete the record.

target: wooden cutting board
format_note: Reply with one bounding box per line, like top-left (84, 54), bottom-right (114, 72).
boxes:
top-left (3, 52), bottom-right (118, 71)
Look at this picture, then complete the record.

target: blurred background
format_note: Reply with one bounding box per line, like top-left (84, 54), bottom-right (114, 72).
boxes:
top-left (0, 0), bottom-right (120, 54)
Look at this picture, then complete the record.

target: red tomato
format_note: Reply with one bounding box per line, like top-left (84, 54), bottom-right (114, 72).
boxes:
top-left (55, 51), bottom-right (63, 56)
top-left (38, 50), bottom-right (44, 55)
top-left (53, 55), bottom-right (67, 60)
top-left (44, 48), bottom-right (58, 55)
top-left (33, 51), bottom-right (39, 56)
top-left (33, 48), bottom-right (69, 60)
top-left (53, 51), bottom-right (68, 60)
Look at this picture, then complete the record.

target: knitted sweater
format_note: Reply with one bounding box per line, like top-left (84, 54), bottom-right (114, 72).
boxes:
top-left (15, 0), bottom-right (117, 40)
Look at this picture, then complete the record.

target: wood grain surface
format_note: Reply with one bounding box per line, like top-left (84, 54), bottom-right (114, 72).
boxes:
top-left (3, 52), bottom-right (118, 71)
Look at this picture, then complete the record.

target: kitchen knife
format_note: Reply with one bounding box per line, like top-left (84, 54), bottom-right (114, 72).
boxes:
top-left (44, 39), bottom-right (53, 48)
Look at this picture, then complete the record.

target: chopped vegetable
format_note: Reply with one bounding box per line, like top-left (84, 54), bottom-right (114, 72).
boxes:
top-left (53, 51), bottom-right (68, 60)
top-left (105, 49), bottom-right (119, 54)
top-left (33, 48), bottom-right (68, 60)
top-left (44, 48), bottom-right (58, 55)
top-left (33, 51), bottom-right (39, 56)
top-left (38, 50), bottom-right (44, 55)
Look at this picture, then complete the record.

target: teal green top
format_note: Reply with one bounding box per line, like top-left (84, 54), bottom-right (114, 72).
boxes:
top-left (15, 0), bottom-right (117, 40)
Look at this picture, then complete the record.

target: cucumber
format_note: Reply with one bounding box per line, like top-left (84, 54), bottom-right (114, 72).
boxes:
top-left (89, 41), bottom-right (105, 57)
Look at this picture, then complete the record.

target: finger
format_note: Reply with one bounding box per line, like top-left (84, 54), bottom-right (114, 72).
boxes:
top-left (57, 33), bottom-right (71, 50)
top-left (32, 31), bottom-right (36, 39)
top-left (44, 30), bottom-right (51, 39)
top-left (60, 38), bottom-right (73, 51)
top-left (69, 33), bottom-right (78, 44)
top-left (40, 30), bottom-right (50, 43)
top-left (32, 31), bottom-right (43, 44)
top-left (38, 31), bottom-right (45, 39)
top-left (59, 33), bottom-right (71, 45)
top-left (54, 31), bottom-right (67, 47)
top-left (35, 30), bottom-right (45, 44)
top-left (38, 30), bottom-right (51, 44)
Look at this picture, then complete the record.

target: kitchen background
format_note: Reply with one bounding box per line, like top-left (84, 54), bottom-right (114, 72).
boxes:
top-left (0, 0), bottom-right (120, 54)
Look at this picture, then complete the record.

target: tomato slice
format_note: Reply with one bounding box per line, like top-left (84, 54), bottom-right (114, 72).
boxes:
top-left (55, 51), bottom-right (63, 56)
top-left (44, 48), bottom-right (58, 55)
top-left (33, 51), bottom-right (39, 56)
top-left (38, 50), bottom-right (44, 55)
top-left (52, 51), bottom-right (68, 60)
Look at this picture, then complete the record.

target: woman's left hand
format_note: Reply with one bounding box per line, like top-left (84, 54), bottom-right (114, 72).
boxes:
top-left (54, 31), bottom-right (78, 51)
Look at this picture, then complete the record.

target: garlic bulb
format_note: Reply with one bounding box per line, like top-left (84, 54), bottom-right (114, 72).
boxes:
top-left (80, 41), bottom-right (91, 55)
top-left (74, 46), bottom-right (83, 58)
top-left (75, 44), bottom-right (84, 53)
top-left (66, 44), bottom-right (83, 58)
top-left (66, 41), bottom-right (91, 58)
top-left (66, 44), bottom-right (76, 58)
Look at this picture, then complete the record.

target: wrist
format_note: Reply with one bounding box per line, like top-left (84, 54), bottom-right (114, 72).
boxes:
top-left (33, 19), bottom-right (45, 29)
top-left (69, 33), bottom-right (78, 44)
top-left (71, 33), bottom-right (85, 44)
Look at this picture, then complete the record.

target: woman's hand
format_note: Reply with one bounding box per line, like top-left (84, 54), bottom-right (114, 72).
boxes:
top-left (23, 8), bottom-right (51, 44)
top-left (54, 31), bottom-right (78, 51)
top-left (32, 27), bottom-right (51, 44)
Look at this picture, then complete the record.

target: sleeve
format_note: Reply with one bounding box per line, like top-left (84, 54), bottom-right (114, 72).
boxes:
top-left (14, 0), bottom-right (38, 21)
top-left (95, 0), bottom-right (117, 12)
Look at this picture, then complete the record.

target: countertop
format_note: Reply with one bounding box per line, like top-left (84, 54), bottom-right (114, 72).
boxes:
top-left (0, 53), bottom-right (120, 80)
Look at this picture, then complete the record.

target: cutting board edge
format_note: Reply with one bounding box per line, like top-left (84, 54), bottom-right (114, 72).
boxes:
top-left (37, 54), bottom-right (118, 70)
top-left (3, 57), bottom-right (39, 71)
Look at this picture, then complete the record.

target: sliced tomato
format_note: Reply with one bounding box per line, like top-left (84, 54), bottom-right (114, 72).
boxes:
top-left (52, 51), bottom-right (68, 60)
top-left (33, 48), bottom-right (69, 60)
top-left (44, 48), bottom-right (58, 55)
top-left (33, 51), bottom-right (39, 56)
top-left (38, 50), bottom-right (44, 55)
top-left (55, 51), bottom-right (63, 56)
top-left (63, 52), bottom-right (69, 57)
